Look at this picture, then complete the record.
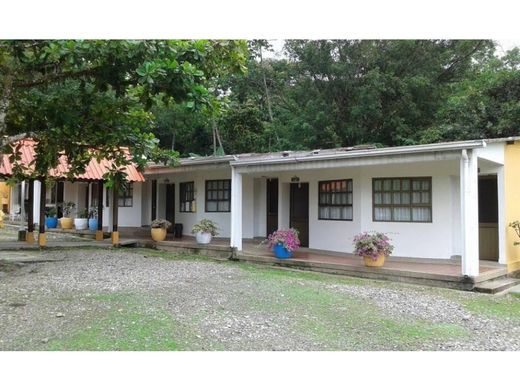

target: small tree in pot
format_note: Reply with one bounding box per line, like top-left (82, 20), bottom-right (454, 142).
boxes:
top-left (151, 219), bottom-right (172, 242)
top-left (353, 232), bottom-right (394, 267)
top-left (74, 208), bottom-right (89, 230)
top-left (45, 207), bottom-right (58, 229)
top-left (88, 207), bottom-right (99, 232)
top-left (192, 219), bottom-right (218, 244)
top-left (59, 201), bottom-right (76, 229)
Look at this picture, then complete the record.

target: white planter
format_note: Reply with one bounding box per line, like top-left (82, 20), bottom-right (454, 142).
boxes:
top-left (74, 218), bottom-right (88, 230)
top-left (195, 231), bottom-right (212, 245)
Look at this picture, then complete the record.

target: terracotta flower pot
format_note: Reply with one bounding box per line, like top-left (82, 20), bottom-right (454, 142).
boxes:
top-left (151, 227), bottom-right (167, 242)
top-left (364, 254), bottom-right (386, 267)
top-left (60, 217), bottom-right (74, 229)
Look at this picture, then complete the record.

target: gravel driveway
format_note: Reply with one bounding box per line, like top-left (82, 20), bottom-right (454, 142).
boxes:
top-left (1, 248), bottom-right (519, 351)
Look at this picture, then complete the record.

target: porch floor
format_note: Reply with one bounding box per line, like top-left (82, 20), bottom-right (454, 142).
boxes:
top-left (116, 228), bottom-right (508, 289)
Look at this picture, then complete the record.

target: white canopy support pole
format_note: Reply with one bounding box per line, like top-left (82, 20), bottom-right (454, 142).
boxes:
top-left (33, 180), bottom-right (41, 227)
top-left (497, 166), bottom-right (507, 265)
top-left (20, 181), bottom-right (26, 222)
top-left (230, 167), bottom-right (243, 251)
top-left (460, 149), bottom-right (480, 277)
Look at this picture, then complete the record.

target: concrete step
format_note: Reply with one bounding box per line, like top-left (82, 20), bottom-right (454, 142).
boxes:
top-left (474, 278), bottom-right (520, 294)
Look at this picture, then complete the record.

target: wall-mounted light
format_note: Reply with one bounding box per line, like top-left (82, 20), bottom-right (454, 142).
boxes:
top-left (164, 178), bottom-right (170, 184)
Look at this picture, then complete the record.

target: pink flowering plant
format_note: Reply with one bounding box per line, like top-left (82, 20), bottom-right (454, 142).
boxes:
top-left (264, 228), bottom-right (301, 252)
top-left (353, 232), bottom-right (394, 260)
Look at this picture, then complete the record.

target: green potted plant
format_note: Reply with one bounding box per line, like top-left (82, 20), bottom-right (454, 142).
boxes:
top-left (74, 208), bottom-right (89, 230)
top-left (45, 207), bottom-right (58, 229)
top-left (353, 232), bottom-right (394, 267)
top-left (88, 207), bottom-right (99, 232)
top-left (151, 219), bottom-right (172, 242)
top-left (192, 219), bottom-right (219, 244)
top-left (509, 221), bottom-right (520, 245)
top-left (263, 228), bottom-right (300, 259)
top-left (59, 201), bottom-right (76, 229)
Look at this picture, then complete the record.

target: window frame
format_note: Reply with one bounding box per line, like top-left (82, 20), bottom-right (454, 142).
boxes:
top-left (205, 179), bottom-right (231, 213)
top-left (179, 181), bottom-right (195, 213)
top-left (318, 179), bottom-right (353, 221)
top-left (372, 177), bottom-right (432, 223)
top-left (118, 182), bottom-right (133, 208)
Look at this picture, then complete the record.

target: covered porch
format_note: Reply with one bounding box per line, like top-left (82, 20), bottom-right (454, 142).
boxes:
top-left (229, 140), bottom-right (509, 280)
top-left (111, 229), bottom-right (509, 291)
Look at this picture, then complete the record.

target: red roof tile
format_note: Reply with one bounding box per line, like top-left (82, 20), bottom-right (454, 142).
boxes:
top-left (0, 139), bottom-right (144, 182)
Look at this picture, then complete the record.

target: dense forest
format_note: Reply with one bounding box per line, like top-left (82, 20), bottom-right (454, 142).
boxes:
top-left (2, 40), bottom-right (520, 175)
top-left (153, 40), bottom-right (520, 157)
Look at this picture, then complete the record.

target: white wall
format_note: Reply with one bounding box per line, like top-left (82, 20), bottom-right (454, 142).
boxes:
top-left (109, 182), bottom-right (142, 227)
top-left (146, 167), bottom-right (234, 238)
top-left (257, 159), bottom-right (462, 259)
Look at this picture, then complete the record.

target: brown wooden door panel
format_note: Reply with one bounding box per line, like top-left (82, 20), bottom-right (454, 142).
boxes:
top-left (266, 178), bottom-right (278, 237)
top-left (290, 183), bottom-right (309, 247)
top-left (165, 183), bottom-right (175, 233)
top-left (478, 176), bottom-right (498, 261)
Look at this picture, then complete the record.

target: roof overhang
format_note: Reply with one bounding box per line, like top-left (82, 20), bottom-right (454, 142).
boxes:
top-left (230, 140), bottom-right (486, 174)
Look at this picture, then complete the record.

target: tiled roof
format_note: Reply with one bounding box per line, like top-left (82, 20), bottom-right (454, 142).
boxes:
top-left (0, 138), bottom-right (144, 182)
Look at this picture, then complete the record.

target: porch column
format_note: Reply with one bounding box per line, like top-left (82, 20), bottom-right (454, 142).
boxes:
top-left (278, 182), bottom-right (290, 229)
top-left (111, 185), bottom-right (119, 245)
top-left (460, 149), bottom-right (479, 277)
top-left (26, 179), bottom-right (34, 243)
top-left (497, 166), bottom-right (507, 265)
top-left (96, 180), bottom-right (104, 241)
top-left (32, 179), bottom-right (41, 231)
top-left (38, 178), bottom-right (46, 247)
top-left (230, 167), bottom-right (243, 251)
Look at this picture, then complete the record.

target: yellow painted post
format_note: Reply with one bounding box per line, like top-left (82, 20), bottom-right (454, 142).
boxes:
top-left (26, 231), bottom-right (35, 243)
top-left (111, 231), bottom-right (119, 245)
top-left (504, 140), bottom-right (520, 272)
top-left (111, 183), bottom-right (119, 246)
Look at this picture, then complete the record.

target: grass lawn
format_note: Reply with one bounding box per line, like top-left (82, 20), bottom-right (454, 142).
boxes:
top-left (2, 247), bottom-right (520, 351)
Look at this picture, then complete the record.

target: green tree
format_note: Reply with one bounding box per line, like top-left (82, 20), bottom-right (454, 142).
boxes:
top-left (0, 40), bottom-right (247, 184)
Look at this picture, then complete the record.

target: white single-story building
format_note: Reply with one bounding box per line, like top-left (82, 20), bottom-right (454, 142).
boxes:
top-left (8, 137), bottom-right (520, 277)
top-left (142, 137), bottom-right (520, 278)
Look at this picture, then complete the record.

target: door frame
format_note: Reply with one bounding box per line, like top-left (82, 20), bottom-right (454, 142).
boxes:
top-left (165, 183), bottom-right (175, 233)
top-left (266, 178), bottom-right (279, 237)
top-left (289, 182), bottom-right (309, 247)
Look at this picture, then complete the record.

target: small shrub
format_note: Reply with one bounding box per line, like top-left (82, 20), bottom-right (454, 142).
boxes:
top-left (263, 228), bottom-right (301, 252)
top-left (191, 219), bottom-right (219, 236)
top-left (77, 208), bottom-right (89, 218)
top-left (151, 219), bottom-right (172, 230)
top-left (353, 232), bottom-right (394, 260)
top-left (60, 201), bottom-right (76, 217)
top-left (46, 207), bottom-right (57, 217)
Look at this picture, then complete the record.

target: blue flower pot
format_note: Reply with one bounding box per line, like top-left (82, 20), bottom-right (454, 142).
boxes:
top-left (273, 243), bottom-right (293, 259)
top-left (45, 217), bottom-right (58, 229)
top-left (88, 218), bottom-right (98, 232)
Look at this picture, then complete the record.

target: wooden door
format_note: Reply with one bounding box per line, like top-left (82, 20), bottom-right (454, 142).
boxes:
top-left (478, 176), bottom-right (498, 261)
top-left (165, 183), bottom-right (175, 233)
top-left (56, 181), bottom-right (64, 218)
top-left (151, 180), bottom-right (157, 221)
top-left (290, 183), bottom-right (309, 247)
top-left (266, 178), bottom-right (278, 237)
